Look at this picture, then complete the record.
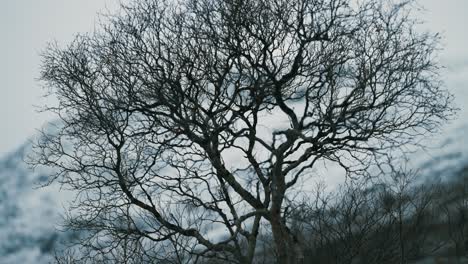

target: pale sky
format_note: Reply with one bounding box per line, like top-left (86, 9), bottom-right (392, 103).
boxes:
top-left (0, 0), bottom-right (119, 156)
top-left (0, 0), bottom-right (467, 156)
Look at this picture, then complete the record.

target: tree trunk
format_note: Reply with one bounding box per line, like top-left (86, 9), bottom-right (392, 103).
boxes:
top-left (271, 212), bottom-right (293, 264)
top-left (270, 152), bottom-right (305, 263)
top-left (271, 216), bottom-right (306, 264)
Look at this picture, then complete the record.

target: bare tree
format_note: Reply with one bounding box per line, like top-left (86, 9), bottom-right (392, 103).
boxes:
top-left (32, 0), bottom-right (454, 263)
top-left (439, 167), bottom-right (468, 263)
top-left (286, 165), bottom-right (445, 264)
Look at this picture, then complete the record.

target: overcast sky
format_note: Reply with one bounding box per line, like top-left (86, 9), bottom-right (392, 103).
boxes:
top-left (1, 0), bottom-right (468, 156)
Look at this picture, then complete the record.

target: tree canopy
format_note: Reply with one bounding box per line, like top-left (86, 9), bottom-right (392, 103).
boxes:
top-left (33, 0), bottom-right (454, 263)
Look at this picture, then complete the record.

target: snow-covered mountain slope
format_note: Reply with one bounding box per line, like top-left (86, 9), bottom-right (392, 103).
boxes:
top-left (410, 62), bottom-right (468, 183)
top-left (413, 123), bottom-right (468, 183)
top-left (0, 140), bottom-right (74, 264)
top-left (0, 132), bottom-right (465, 263)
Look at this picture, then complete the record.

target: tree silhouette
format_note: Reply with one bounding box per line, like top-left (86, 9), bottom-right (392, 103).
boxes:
top-left (33, 0), bottom-right (454, 263)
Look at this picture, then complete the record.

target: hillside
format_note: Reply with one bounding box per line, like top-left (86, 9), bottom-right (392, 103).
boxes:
top-left (0, 140), bottom-right (74, 263)
top-left (0, 120), bottom-right (467, 263)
